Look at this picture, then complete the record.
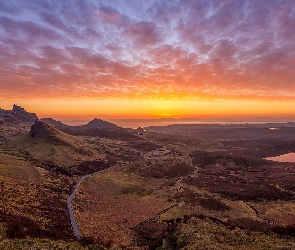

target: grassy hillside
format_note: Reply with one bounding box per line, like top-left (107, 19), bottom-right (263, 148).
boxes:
top-left (7, 121), bottom-right (105, 173)
top-left (0, 148), bottom-right (76, 240)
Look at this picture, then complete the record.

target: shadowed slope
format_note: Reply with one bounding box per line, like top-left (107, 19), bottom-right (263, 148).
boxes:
top-left (9, 120), bottom-right (103, 171)
top-left (30, 120), bottom-right (78, 146)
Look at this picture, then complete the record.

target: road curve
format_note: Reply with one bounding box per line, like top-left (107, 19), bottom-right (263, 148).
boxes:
top-left (67, 167), bottom-right (114, 239)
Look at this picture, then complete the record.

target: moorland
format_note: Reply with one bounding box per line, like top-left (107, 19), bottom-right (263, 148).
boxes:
top-left (1, 105), bottom-right (295, 249)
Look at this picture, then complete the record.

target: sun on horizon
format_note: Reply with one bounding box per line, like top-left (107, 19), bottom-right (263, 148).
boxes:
top-left (1, 0), bottom-right (295, 121)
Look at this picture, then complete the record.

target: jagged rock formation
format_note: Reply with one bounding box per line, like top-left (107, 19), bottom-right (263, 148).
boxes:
top-left (12, 104), bottom-right (38, 123)
top-left (0, 105), bottom-right (38, 140)
top-left (0, 104), bottom-right (37, 125)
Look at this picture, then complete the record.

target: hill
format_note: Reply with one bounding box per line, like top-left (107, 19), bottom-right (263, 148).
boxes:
top-left (77, 118), bottom-right (118, 129)
top-left (30, 120), bottom-right (78, 145)
top-left (42, 118), bottom-right (118, 130)
top-left (42, 117), bottom-right (155, 147)
top-left (8, 120), bottom-right (105, 174)
top-left (41, 118), bottom-right (71, 130)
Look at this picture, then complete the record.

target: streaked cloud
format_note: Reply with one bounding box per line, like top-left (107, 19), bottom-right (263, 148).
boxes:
top-left (0, 0), bottom-right (295, 101)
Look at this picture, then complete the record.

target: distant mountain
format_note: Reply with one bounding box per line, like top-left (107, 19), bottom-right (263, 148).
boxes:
top-left (0, 104), bottom-right (37, 125)
top-left (42, 117), bottom-right (127, 139)
top-left (41, 118), bottom-right (71, 130)
top-left (77, 118), bottom-right (118, 129)
top-left (42, 117), bottom-right (118, 130)
top-left (0, 105), bottom-right (117, 131)
top-left (0, 105), bottom-right (141, 143)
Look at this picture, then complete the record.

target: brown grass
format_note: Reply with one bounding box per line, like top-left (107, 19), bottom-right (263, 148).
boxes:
top-left (164, 216), bottom-right (295, 250)
top-left (73, 167), bottom-right (176, 247)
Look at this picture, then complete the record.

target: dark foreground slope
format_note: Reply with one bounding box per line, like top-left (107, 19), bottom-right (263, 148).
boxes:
top-left (0, 148), bottom-right (75, 241)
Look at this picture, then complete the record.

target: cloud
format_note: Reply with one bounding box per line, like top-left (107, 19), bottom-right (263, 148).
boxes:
top-left (0, 16), bottom-right (63, 42)
top-left (0, 0), bottom-right (295, 101)
top-left (40, 12), bottom-right (68, 31)
top-left (98, 6), bottom-right (120, 23)
top-left (124, 21), bottom-right (163, 46)
top-left (0, 1), bottom-right (19, 14)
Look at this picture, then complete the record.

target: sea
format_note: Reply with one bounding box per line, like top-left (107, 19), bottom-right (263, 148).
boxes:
top-left (61, 118), bottom-right (295, 129)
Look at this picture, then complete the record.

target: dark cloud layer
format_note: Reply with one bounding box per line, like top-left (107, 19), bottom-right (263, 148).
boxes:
top-left (0, 0), bottom-right (295, 99)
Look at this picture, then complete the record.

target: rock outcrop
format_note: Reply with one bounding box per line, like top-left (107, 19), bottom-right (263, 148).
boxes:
top-left (0, 105), bottom-right (38, 139)
top-left (0, 104), bottom-right (37, 125)
top-left (12, 104), bottom-right (38, 124)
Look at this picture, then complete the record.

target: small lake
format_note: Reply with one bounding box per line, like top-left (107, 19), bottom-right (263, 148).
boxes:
top-left (265, 152), bottom-right (295, 163)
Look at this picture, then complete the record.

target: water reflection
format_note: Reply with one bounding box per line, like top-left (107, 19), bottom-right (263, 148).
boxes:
top-left (265, 153), bottom-right (295, 163)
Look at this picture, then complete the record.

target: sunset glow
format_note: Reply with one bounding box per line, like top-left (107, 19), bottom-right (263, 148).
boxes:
top-left (1, 1), bottom-right (295, 120)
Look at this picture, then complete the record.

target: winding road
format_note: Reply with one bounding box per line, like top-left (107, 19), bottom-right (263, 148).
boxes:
top-left (67, 167), bottom-right (114, 239)
top-left (67, 147), bottom-right (163, 239)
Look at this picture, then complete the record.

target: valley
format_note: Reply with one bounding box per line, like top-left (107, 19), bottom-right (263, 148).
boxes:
top-left (1, 105), bottom-right (295, 249)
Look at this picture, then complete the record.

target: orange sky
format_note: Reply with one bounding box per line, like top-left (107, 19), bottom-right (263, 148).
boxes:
top-left (2, 98), bottom-right (295, 121)
top-left (1, 1), bottom-right (295, 120)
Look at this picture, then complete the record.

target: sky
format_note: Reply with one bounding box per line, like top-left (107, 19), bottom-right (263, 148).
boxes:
top-left (0, 0), bottom-right (295, 120)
